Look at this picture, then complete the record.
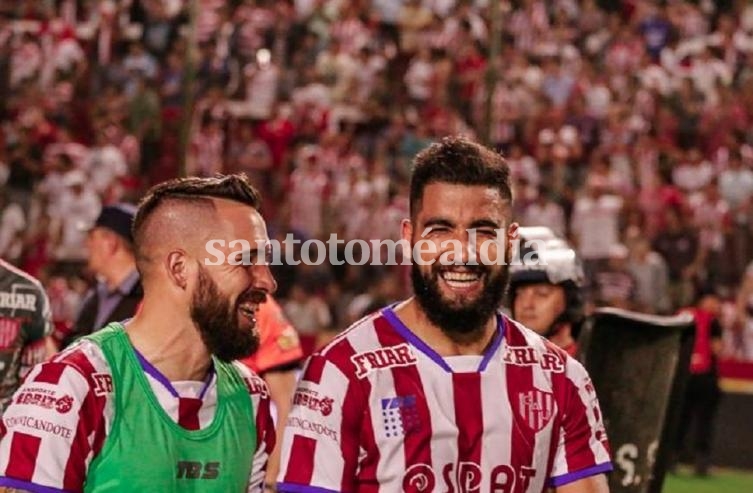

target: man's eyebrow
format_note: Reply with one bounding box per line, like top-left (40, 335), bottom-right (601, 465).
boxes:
top-left (422, 217), bottom-right (455, 228)
top-left (468, 219), bottom-right (502, 229)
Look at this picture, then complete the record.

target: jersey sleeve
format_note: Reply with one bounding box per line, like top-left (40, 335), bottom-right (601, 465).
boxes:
top-left (548, 357), bottom-right (613, 488)
top-left (0, 358), bottom-right (105, 492)
top-left (20, 287), bottom-right (54, 379)
top-left (240, 297), bottom-right (303, 375)
top-left (232, 363), bottom-right (277, 493)
top-left (276, 354), bottom-right (363, 493)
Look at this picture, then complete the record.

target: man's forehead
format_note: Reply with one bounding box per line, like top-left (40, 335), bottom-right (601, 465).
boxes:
top-left (417, 183), bottom-right (509, 220)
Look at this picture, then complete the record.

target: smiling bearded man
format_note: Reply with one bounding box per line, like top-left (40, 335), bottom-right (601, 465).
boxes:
top-left (0, 174), bottom-right (278, 492)
top-left (277, 135), bottom-right (614, 493)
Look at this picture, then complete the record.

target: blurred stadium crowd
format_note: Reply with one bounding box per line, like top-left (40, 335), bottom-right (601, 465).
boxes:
top-left (3, 0), bottom-right (753, 361)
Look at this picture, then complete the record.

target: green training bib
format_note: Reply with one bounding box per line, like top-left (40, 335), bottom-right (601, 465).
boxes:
top-left (82, 323), bottom-right (256, 492)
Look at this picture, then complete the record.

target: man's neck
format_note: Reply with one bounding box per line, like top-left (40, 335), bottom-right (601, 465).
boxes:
top-left (393, 298), bottom-right (498, 357)
top-left (123, 299), bottom-right (212, 382)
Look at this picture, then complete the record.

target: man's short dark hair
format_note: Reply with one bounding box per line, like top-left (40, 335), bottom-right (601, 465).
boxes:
top-left (409, 135), bottom-right (512, 217)
top-left (132, 174), bottom-right (262, 259)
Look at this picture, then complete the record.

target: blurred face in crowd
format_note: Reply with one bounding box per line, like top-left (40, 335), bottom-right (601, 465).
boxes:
top-left (403, 182), bottom-right (515, 341)
top-left (513, 283), bottom-right (567, 336)
top-left (86, 227), bottom-right (120, 276)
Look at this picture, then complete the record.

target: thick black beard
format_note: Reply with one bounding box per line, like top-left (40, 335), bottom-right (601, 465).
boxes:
top-left (190, 267), bottom-right (260, 362)
top-left (411, 263), bottom-right (508, 344)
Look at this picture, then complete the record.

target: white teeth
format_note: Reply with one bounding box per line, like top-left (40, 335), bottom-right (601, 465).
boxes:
top-left (441, 272), bottom-right (480, 282)
top-left (239, 303), bottom-right (257, 317)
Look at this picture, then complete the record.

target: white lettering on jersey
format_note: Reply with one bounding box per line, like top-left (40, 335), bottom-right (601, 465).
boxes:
top-left (351, 343), bottom-right (418, 379)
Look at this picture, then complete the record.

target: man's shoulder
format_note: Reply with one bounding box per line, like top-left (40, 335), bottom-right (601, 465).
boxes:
top-left (5, 340), bottom-right (112, 421)
top-left (44, 339), bottom-right (113, 384)
top-left (313, 309), bottom-right (388, 362)
top-left (500, 315), bottom-right (573, 369)
top-left (230, 361), bottom-right (271, 401)
top-left (292, 309), bottom-right (396, 383)
top-left (0, 260), bottom-right (46, 295)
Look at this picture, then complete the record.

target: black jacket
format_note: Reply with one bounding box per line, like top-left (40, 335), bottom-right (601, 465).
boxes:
top-left (62, 280), bottom-right (143, 348)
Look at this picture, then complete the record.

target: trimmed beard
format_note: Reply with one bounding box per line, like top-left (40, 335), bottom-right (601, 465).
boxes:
top-left (190, 266), bottom-right (260, 362)
top-left (411, 263), bottom-right (508, 344)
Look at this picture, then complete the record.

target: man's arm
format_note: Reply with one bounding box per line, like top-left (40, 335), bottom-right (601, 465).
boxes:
top-left (276, 354), bottom-right (363, 493)
top-left (262, 367), bottom-right (299, 489)
top-left (232, 366), bottom-right (277, 493)
top-left (548, 356), bottom-right (613, 489)
top-left (19, 286), bottom-right (57, 379)
top-left (556, 473), bottom-right (609, 493)
top-left (0, 358), bottom-right (103, 493)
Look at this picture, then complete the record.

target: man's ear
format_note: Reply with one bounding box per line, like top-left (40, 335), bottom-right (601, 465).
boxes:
top-left (401, 218), bottom-right (413, 260)
top-left (506, 222), bottom-right (520, 264)
top-left (165, 250), bottom-right (190, 290)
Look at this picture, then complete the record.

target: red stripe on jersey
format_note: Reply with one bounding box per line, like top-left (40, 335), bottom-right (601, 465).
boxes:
top-left (255, 394), bottom-right (274, 453)
top-left (33, 362), bottom-right (65, 384)
top-left (453, 372), bottom-right (483, 466)
top-left (504, 325), bottom-right (537, 489)
top-left (178, 397), bottom-right (202, 431)
top-left (337, 339), bottom-right (376, 493)
top-left (7, 432), bottom-right (41, 481)
top-left (284, 435), bottom-right (316, 485)
top-left (373, 318), bottom-right (433, 471)
top-left (562, 376), bottom-right (598, 473)
top-left (61, 351), bottom-right (105, 491)
top-left (302, 355), bottom-right (326, 384)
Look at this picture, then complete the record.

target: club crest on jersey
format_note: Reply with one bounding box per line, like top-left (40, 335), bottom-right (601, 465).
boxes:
top-left (381, 395), bottom-right (420, 437)
top-left (517, 390), bottom-right (555, 432)
top-left (502, 346), bottom-right (565, 373)
top-left (351, 343), bottom-right (417, 379)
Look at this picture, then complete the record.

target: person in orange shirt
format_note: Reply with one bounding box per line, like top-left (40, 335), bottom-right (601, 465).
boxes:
top-left (240, 295), bottom-right (303, 491)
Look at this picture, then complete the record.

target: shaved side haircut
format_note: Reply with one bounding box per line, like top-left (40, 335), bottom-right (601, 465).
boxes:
top-left (132, 174), bottom-right (263, 278)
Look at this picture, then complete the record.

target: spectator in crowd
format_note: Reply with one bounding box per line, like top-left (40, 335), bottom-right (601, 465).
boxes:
top-left (0, 190), bottom-right (26, 266)
top-left (674, 289), bottom-right (724, 476)
top-left (2, 0), bottom-right (753, 366)
top-left (654, 206), bottom-right (704, 310)
top-left (0, 258), bottom-right (56, 413)
top-left (627, 237), bottom-right (671, 315)
top-left (592, 243), bottom-right (637, 310)
top-left (62, 203), bottom-right (141, 348)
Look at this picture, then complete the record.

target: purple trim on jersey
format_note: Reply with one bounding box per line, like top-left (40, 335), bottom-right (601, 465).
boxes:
top-left (0, 477), bottom-right (73, 493)
top-left (478, 314), bottom-right (506, 371)
top-left (133, 348), bottom-right (215, 399)
top-left (276, 483), bottom-right (341, 493)
top-left (381, 307), bottom-right (453, 372)
top-left (381, 307), bottom-right (505, 373)
top-left (198, 370), bottom-right (215, 399)
top-left (548, 461), bottom-right (613, 487)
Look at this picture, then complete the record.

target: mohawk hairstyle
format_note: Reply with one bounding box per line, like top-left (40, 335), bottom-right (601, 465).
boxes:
top-left (132, 174), bottom-right (262, 262)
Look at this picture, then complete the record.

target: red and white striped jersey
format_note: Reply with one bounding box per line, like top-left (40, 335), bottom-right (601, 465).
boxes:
top-left (0, 339), bottom-right (275, 493)
top-left (277, 307), bottom-right (612, 492)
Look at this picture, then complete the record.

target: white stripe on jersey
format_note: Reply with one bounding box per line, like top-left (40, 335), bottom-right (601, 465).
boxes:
top-left (345, 320), bottom-right (406, 485)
